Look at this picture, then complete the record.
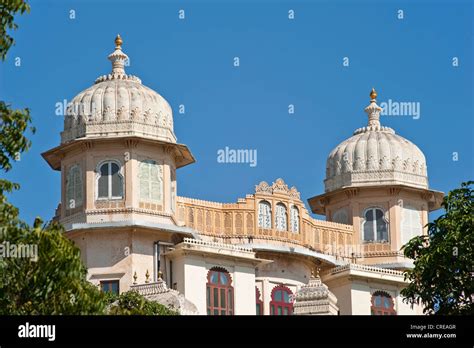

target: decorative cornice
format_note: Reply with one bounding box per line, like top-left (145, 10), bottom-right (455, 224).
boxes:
top-left (322, 263), bottom-right (405, 277)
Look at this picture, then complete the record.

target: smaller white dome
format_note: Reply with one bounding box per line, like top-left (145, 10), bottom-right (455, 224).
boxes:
top-left (324, 90), bottom-right (428, 192)
top-left (61, 35), bottom-right (175, 144)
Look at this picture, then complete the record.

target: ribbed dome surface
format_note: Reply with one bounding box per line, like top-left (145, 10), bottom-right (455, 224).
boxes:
top-left (324, 92), bottom-right (428, 192)
top-left (61, 36), bottom-right (175, 144)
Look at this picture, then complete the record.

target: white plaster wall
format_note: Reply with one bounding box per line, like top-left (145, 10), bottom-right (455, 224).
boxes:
top-left (169, 253), bottom-right (258, 315)
top-left (171, 255), bottom-right (185, 294)
top-left (396, 292), bottom-right (423, 315)
top-left (350, 281), bottom-right (372, 315)
top-left (72, 228), bottom-right (175, 293)
top-left (183, 257), bottom-right (208, 315)
top-left (345, 279), bottom-right (421, 315)
top-left (327, 281), bottom-right (351, 315)
top-left (233, 265), bottom-right (256, 315)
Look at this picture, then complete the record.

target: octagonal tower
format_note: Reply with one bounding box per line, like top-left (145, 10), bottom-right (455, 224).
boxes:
top-left (308, 89), bottom-right (443, 268)
top-left (42, 36), bottom-right (195, 292)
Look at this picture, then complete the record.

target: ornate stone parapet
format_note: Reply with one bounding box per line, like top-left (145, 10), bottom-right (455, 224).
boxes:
top-left (176, 187), bottom-right (354, 258)
top-left (293, 273), bottom-right (338, 315)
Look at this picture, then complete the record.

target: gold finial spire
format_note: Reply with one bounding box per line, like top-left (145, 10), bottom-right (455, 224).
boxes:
top-left (107, 35), bottom-right (128, 76)
top-left (370, 87), bottom-right (377, 100)
top-left (115, 34), bottom-right (123, 49)
top-left (365, 88), bottom-right (382, 127)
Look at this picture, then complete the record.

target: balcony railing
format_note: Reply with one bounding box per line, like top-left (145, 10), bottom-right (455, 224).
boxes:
top-left (130, 279), bottom-right (170, 296)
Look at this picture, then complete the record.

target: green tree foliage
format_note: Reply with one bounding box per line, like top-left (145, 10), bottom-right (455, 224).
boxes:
top-left (0, 0), bottom-right (108, 315)
top-left (402, 181), bottom-right (474, 315)
top-left (0, 0), bottom-right (30, 60)
top-left (0, 1), bottom-right (178, 315)
top-left (106, 291), bottom-right (178, 315)
top-left (0, 218), bottom-right (108, 314)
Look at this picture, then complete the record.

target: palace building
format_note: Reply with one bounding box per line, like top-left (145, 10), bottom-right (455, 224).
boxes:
top-left (42, 36), bottom-right (444, 315)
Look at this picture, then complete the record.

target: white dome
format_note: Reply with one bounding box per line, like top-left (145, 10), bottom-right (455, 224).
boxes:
top-left (324, 90), bottom-right (428, 192)
top-left (61, 35), bottom-right (175, 144)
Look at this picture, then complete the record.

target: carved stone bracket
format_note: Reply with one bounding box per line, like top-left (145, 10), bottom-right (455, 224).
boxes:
top-left (344, 188), bottom-right (359, 199)
top-left (421, 192), bottom-right (433, 201)
top-left (320, 197), bottom-right (330, 206)
top-left (388, 187), bottom-right (401, 196)
top-left (124, 139), bottom-right (139, 148)
top-left (81, 141), bottom-right (93, 151)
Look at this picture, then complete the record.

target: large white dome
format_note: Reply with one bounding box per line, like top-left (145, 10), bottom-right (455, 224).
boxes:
top-left (61, 35), bottom-right (175, 144)
top-left (324, 89), bottom-right (428, 192)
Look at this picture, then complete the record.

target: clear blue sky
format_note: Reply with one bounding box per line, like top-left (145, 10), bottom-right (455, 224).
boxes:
top-left (1, 0), bottom-right (472, 224)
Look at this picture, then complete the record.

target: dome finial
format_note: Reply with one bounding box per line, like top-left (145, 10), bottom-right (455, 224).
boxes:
top-left (115, 34), bottom-right (123, 49)
top-left (370, 87), bottom-right (377, 100)
top-left (364, 87), bottom-right (382, 128)
top-left (108, 34), bottom-right (129, 76)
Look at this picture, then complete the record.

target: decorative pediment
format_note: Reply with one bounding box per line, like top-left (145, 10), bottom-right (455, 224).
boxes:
top-left (255, 181), bottom-right (272, 194)
top-left (255, 178), bottom-right (301, 200)
top-left (272, 178), bottom-right (289, 194)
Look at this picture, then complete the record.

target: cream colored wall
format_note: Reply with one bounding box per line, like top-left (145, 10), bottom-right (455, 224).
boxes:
top-left (233, 266), bottom-right (256, 315)
top-left (323, 187), bottom-right (430, 265)
top-left (69, 228), bottom-right (174, 293)
top-left (396, 294), bottom-right (424, 315)
top-left (325, 274), bottom-right (423, 315)
top-left (183, 257), bottom-right (208, 315)
top-left (169, 253), bottom-right (257, 315)
top-left (70, 229), bottom-right (131, 292)
top-left (350, 281), bottom-right (372, 315)
top-left (326, 280), bottom-right (351, 315)
top-left (256, 253), bottom-right (312, 284)
top-left (349, 280), bottom-right (420, 315)
top-left (254, 255), bottom-right (311, 315)
top-left (171, 255), bottom-right (186, 294)
top-left (60, 141), bottom-right (177, 224)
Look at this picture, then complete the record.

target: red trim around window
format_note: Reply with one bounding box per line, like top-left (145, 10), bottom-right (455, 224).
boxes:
top-left (206, 267), bottom-right (234, 315)
top-left (371, 291), bottom-right (397, 315)
top-left (256, 287), bottom-right (263, 315)
top-left (270, 285), bottom-right (293, 315)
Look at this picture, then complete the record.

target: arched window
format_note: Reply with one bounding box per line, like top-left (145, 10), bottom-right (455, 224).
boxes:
top-left (371, 291), bottom-right (396, 315)
top-left (362, 207), bottom-right (388, 242)
top-left (256, 287), bottom-right (263, 315)
top-left (258, 201), bottom-right (272, 229)
top-left (290, 205), bottom-right (299, 233)
top-left (401, 205), bottom-right (422, 245)
top-left (66, 164), bottom-right (83, 209)
top-left (270, 285), bottom-right (293, 315)
top-left (206, 268), bottom-right (233, 315)
top-left (97, 161), bottom-right (123, 199)
top-left (139, 160), bottom-right (163, 202)
top-left (275, 203), bottom-right (287, 231)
